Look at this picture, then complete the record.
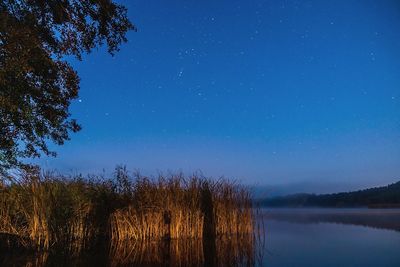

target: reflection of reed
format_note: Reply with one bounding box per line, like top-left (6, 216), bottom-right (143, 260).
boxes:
top-left (0, 231), bottom-right (263, 267)
top-left (0, 252), bottom-right (48, 267)
top-left (216, 235), bottom-right (256, 267)
top-left (109, 234), bottom-right (257, 267)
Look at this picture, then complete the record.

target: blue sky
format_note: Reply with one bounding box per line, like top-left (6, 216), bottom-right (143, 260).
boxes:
top-left (39, 0), bottom-right (400, 193)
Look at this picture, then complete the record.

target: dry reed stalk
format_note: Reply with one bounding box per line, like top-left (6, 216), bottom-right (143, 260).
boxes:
top-left (1, 167), bottom-right (259, 258)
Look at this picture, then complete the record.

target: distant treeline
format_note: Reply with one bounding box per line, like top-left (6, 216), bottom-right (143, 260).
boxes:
top-left (261, 181), bottom-right (400, 208)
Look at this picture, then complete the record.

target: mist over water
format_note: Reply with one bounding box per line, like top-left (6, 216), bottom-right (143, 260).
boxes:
top-left (2, 208), bottom-right (400, 267)
top-left (263, 209), bottom-right (400, 267)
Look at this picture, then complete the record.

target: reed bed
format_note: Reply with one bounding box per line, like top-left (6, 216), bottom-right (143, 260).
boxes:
top-left (0, 166), bottom-right (116, 252)
top-left (0, 166), bottom-right (258, 256)
top-left (109, 173), bottom-right (255, 244)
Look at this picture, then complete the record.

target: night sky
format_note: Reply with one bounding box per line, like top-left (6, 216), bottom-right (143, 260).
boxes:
top-left (39, 0), bottom-right (400, 194)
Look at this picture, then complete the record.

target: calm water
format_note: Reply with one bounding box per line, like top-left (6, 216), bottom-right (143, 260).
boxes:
top-left (1, 208), bottom-right (399, 266)
top-left (262, 208), bottom-right (400, 267)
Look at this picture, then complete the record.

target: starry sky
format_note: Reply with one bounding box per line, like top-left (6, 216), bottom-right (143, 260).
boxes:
top-left (39, 0), bottom-right (400, 194)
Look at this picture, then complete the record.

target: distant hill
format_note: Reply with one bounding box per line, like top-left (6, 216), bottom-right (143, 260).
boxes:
top-left (260, 181), bottom-right (400, 208)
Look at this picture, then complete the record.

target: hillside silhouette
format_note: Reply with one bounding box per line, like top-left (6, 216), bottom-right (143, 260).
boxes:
top-left (261, 181), bottom-right (400, 208)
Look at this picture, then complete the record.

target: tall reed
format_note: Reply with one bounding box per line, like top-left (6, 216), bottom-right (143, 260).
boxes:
top-left (0, 166), bottom-right (258, 254)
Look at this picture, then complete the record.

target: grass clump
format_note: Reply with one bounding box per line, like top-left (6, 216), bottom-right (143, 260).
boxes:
top-left (0, 165), bottom-right (257, 254)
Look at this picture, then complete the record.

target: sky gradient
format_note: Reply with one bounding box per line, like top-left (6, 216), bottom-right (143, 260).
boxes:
top-left (38, 0), bottom-right (400, 194)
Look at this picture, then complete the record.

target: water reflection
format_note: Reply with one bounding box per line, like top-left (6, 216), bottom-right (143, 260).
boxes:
top-left (5, 209), bottom-right (399, 267)
top-left (263, 217), bottom-right (400, 267)
top-left (111, 235), bottom-right (257, 267)
top-left (0, 234), bottom-right (261, 267)
top-left (264, 208), bottom-right (400, 231)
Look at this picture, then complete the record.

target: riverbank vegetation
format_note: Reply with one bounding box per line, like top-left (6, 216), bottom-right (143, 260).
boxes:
top-left (0, 166), bottom-right (259, 256)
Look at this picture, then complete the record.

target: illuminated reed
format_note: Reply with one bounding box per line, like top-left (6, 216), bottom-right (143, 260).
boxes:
top-left (0, 166), bottom-right (258, 255)
top-left (109, 175), bottom-right (254, 243)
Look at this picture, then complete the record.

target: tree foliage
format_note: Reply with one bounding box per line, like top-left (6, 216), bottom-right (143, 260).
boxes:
top-left (0, 0), bottom-right (134, 172)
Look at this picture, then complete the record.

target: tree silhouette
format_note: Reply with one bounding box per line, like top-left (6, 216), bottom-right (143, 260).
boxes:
top-left (0, 0), bottom-right (134, 172)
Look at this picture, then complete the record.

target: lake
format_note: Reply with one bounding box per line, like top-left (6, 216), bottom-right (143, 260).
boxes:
top-left (261, 208), bottom-right (400, 267)
top-left (1, 208), bottom-right (399, 266)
